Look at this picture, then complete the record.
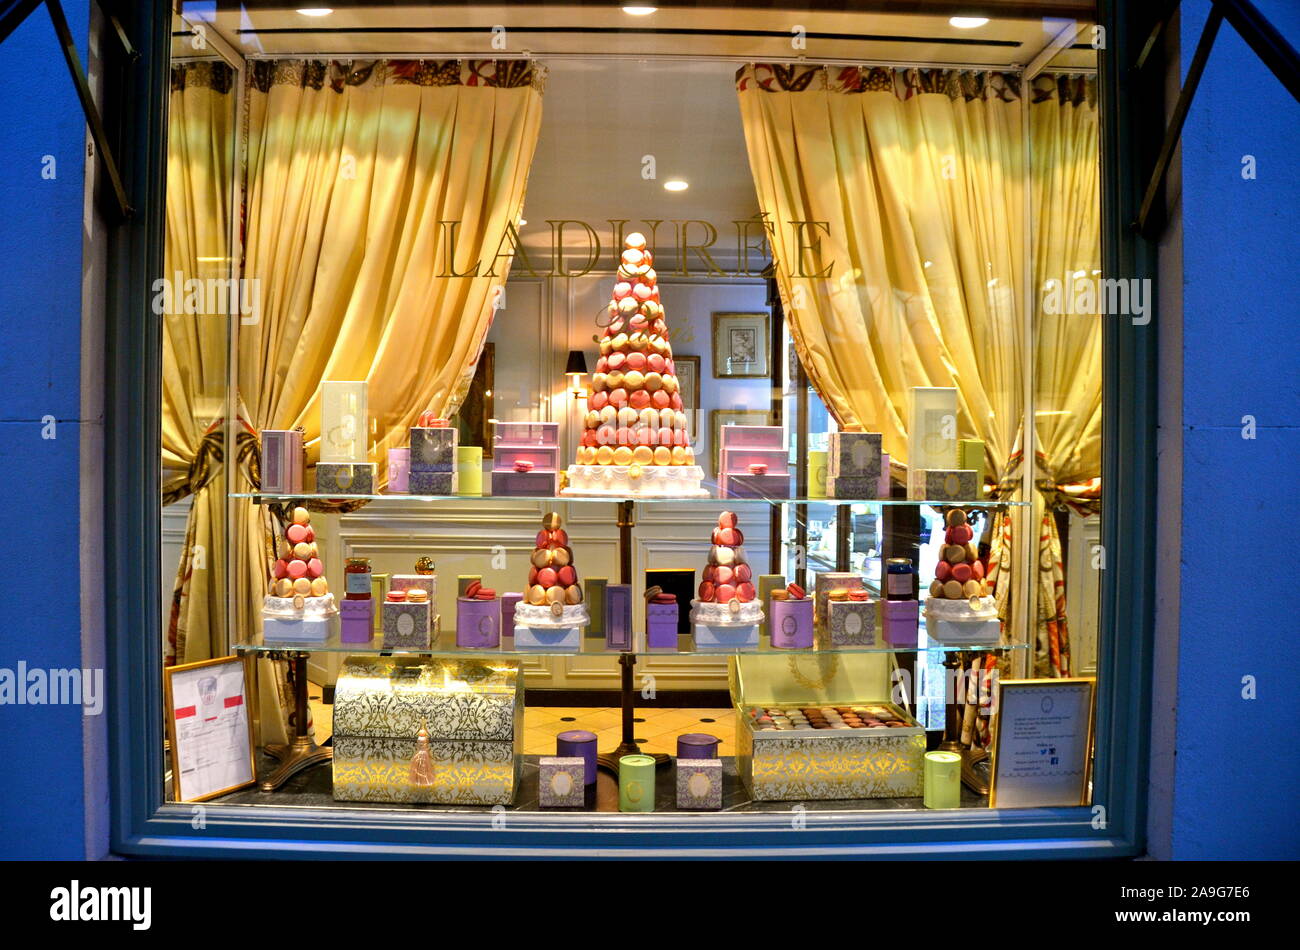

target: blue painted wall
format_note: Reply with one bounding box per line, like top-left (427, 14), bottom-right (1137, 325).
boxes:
top-left (0, 1), bottom-right (91, 859)
top-left (1173, 0), bottom-right (1300, 859)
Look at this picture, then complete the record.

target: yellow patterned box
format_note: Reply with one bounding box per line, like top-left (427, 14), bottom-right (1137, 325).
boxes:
top-left (332, 655), bottom-right (522, 805)
top-left (729, 653), bottom-right (924, 801)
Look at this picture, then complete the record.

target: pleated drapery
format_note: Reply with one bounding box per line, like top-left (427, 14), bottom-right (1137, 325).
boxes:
top-left (736, 64), bottom-right (1100, 681)
top-left (163, 59), bottom-right (545, 742)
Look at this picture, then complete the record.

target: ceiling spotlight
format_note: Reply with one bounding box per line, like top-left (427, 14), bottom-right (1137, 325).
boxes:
top-left (949, 17), bottom-right (989, 29)
top-left (296, 8), bottom-right (333, 16)
top-left (622, 5), bottom-right (658, 14)
top-left (663, 179), bottom-right (689, 192)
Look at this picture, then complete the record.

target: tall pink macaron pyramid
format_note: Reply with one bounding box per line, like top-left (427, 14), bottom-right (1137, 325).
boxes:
top-left (573, 233), bottom-right (697, 473)
top-left (270, 505), bottom-right (330, 600)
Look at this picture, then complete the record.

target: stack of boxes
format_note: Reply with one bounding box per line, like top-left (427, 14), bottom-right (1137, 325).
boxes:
top-left (905, 386), bottom-right (980, 501)
top-left (410, 423), bottom-right (459, 494)
top-left (316, 381), bottom-right (376, 493)
top-left (490, 421), bottom-right (559, 496)
top-left (826, 430), bottom-right (883, 499)
top-left (718, 425), bottom-right (791, 500)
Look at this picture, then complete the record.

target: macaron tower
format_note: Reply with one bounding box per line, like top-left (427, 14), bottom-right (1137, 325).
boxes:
top-left (513, 512), bottom-right (590, 650)
top-left (262, 506), bottom-right (338, 641)
top-left (690, 511), bottom-right (763, 647)
top-left (923, 508), bottom-right (1000, 642)
top-left (562, 232), bottom-right (707, 497)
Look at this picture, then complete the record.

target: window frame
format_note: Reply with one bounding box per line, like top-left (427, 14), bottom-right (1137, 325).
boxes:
top-left (107, 0), bottom-right (1159, 858)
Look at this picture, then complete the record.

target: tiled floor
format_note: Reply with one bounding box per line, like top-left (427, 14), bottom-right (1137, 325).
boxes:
top-left (308, 683), bottom-right (735, 756)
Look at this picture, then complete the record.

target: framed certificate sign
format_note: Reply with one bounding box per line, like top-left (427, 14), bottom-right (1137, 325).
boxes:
top-left (989, 678), bottom-right (1095, 808)
top-left (164, 656), bottom-right (257, 802)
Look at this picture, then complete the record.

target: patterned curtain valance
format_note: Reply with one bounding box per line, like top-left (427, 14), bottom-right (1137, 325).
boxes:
top-left (1030, 72), bottom-right (1097, 107)
top-left (171, 60), bottom-right (235, 94)
top-left (248, 58), bottom-right (547, 94)
top-left (737, 63), bottom-right (1023, 101)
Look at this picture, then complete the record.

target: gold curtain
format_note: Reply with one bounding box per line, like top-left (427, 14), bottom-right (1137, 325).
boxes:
top-left (162, 61), bottom-right (236, 668)
top-left (164, 59), bottom-right (544, 743)
top-left (737, 65), bottom-right (1101, 679)
top-left (736, 64), bottom-right (1025, 477)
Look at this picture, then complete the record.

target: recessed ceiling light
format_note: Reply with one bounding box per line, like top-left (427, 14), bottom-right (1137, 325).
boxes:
top-left (949, 17), bottom-right (989, 29)
top-left (623, 6), bottom-right (658, 16)
top-left (297, 8), bottom-right (333, 16)
top-left (663, 179), bottom-right (688, 192)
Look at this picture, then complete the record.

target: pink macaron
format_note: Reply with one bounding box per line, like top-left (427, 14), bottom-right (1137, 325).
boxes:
top-left (699, 581), bottom-right (716, 601)
top-left (537, 568), bottom-right (558, 588)
top-left (636, 428), bottom-right (653, 446)
top-left (935, 561), bottom-right (952, 581)
top-left (702, 565), bottom-right (716, 583)
top-left (557, 565), bottom-right (577, 587)
top-left (715, 565), bottom-right (735, 585)
top-left (736, 582), bottom-right (756, 602)
top-left (647, 353), bottom-right (666, 373)
top-left (651, 391), bottom-right (670, 409)
top-left (287, 560), bottom-right (307, 579)
top-left (669, 393), bottom-right (683, 411)
top-left (590, 391), bottom-right (608, 410)
top-left (608, 352), bottom-right (626, 371)
top-left (273, 559), bottom-right (289, 579)
top-left (629, 391), bottom-right (652, 409)
top-left (625, 352), bottom-right (647, 371)
top-left (608, 388), bottom-right (628, 408)
top-left (307, 557), bottom-right (323, 578)
top-left (616, 426), bottom-right (631, 445)
top-left (971, 560), bottom-right (986, 580)
top-left (596, 424), bottom-right (616, 445)
top-left (735, 563), bottom-right (752, 583)
top-left (715, 584), bottom-right (737, 602)
top-left (657, 426), bottom-right (674, 446)
top-left (951, 563), bottom-right (973, 583)
top-left (286, 524), bottom-right (309, 544)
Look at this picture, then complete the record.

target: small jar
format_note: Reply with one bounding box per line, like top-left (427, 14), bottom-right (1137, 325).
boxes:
top-left (885, 557), bottom-right (915, 601)
top-left (345, 557), bottom-right (372, 600)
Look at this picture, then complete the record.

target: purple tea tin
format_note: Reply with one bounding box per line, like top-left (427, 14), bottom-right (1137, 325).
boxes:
top-left (556, 729), bottom-right (598, 786)
top-left (770, 597), bottom-right (814, 649)
top-left (676, 733), bottom-right (720, 759)
top-left (455, 596), bottom-right (501, 648)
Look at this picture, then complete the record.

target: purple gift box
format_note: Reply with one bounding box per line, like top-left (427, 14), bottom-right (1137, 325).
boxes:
top-left (261, 429), bottom-right (304, 493)
top-left (556, 729), bottom-right (598, 786)
top-left (490, 469), bottom-right (559, 497)
top-left (883, 599), bottom-right (919, 647)
top-left (647, 600), bottom-right (679, 649)
top-left (500, 592), bottom-right (521, 640)
top-left (770, 597), bottom-right (814, 649)
top-left (386, 447), bottom-right (410, 493)
top-left (340, 599), bottom-right (374, 643)
top-left (605, 584), bottom-right (633, 650)
top-left (456, 596), bottom-right (501, 649)
top-left (677, 733), bottom-right (719, 759)
top-left (722, 473), bottom-right (792, 500)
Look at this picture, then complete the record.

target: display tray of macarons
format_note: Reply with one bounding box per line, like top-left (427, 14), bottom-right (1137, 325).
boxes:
top-left (749, 705), bottom-right (912, 731)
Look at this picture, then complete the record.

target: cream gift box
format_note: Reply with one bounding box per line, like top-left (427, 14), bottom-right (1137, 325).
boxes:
top-left (827, 431), bottom-right (882, 499)
top-left (908, 468), bottom-right (979, 501)
top-left (382, 599), bottom-right (435, 650)
top-left (320, 381), bottom-right (369, 464)
top-left (813, 572), bottom-right (865, 630)
top-left (730, 654), bottom-right (924, 801)
top-left (824, 598), bottom-right (876, 647)
top-left (907, 386), bottom-right (958, 472)
top-left (538, 757), bottom-right (586, 808)
top-left (676, 758), bottom-right (723, 810)
top-left (315, 462), bottom-right (375, 494)
top-left (332, 656), bottom-right (522, 805)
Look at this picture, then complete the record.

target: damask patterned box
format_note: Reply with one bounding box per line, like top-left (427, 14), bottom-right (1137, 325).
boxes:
top-left (332, 656), bottom-right (522, 805)
top-left (729, 654), bottom-right (924, 801)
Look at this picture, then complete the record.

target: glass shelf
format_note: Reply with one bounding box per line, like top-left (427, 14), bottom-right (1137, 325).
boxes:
top-left (235, 630), bottom-right (1028, 657)
top-left (231, 492), bottom-right (1027, 507)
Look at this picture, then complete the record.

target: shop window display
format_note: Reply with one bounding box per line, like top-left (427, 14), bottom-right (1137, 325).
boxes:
top-left (157, 5), bottom-right (1103, 834)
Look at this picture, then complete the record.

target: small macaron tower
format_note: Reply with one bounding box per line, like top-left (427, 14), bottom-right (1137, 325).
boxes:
top-left (923, 508), bottom-right (1000, 640)
top-left (927, 509), bottom-right (988, 601)
top-left (262, 505), bottom-right (338, 641)
top-left (689, 511), bottom-right (764, 645)
top-left (563, 233), bottom-right (707, 497)
top-left (513, 512), bottom-right (590, 650)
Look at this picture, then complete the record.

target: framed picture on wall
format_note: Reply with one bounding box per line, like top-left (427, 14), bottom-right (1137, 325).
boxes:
top-left (711, 312), bottom-right (770, 379)
top-left (710, 408), bottom-right (774, 478)
top-left (674, 355), bottom-right (700, 438)
top-left (163, 655), bottom-right (257, 803)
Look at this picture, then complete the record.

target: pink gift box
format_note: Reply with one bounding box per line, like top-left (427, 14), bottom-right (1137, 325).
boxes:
top-left (387, 448), bottom-right (410, 492)
top-left (493, 445), bottom-right (560, 472)
top-left (718, 425), bottom-right (784, 449)
top-left (492, 421), bottom-right (558, 446)
top-left (491, 470), bottom-right (558, 496)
